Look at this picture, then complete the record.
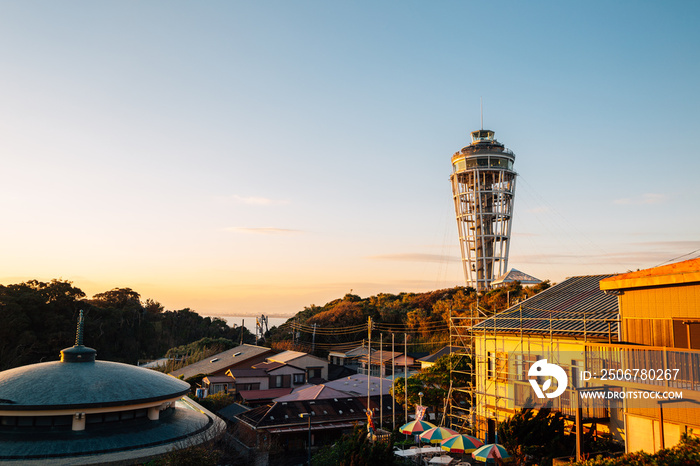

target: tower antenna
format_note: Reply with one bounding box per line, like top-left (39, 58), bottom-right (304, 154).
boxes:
top-left (480, 96), bottom-right (483, 130)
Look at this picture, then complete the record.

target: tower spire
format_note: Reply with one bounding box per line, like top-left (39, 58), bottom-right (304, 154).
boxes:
top-left (76, 309), bottom-right (85, 346)
top-left (60, 310), bottom-right (97, 363)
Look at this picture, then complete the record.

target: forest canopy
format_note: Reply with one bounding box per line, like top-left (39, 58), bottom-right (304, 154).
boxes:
top-left (0, 279), bottom-right (253, 370)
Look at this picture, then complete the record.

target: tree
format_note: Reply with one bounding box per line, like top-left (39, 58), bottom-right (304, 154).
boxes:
top-left (498, 408), bottom-right (573, 466)
top-left (91, 288), bottom-right (142, 310)
top-left (416, 353), bottom-right (472, 419)
top-left (391, 376), bottom-right (425, 412)
top-left (311, 425), bottom-right (398, 466)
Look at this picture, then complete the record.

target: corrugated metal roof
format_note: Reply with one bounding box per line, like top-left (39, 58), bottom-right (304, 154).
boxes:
top-left (472, 275), bottom-right (619, 338)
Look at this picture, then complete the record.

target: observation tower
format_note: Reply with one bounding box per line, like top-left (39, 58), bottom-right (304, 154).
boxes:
top-left (450, 128), bottom-right (517, 292)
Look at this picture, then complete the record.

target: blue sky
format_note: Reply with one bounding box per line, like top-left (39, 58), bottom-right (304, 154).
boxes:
top-left (1, 1), bottom-right (698, 316)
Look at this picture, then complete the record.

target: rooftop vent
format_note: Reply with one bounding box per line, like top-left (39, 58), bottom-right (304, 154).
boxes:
top-left (210, 358), bottom-right (220, 363)
top-left (233, 352), bottom-right (242, 357)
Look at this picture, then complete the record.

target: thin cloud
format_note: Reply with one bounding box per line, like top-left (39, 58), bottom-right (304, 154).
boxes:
top-left (224, 227), bottom-right (302, 235)
top-left (614, 193), bottom-right (668, 205)
top-left (526, 206), bottom-right (550, 214)
top-left (630, 240), bottom-right (700, 249)
top-left (367, 253), bottom-right (460, 263)
top-left (512, 245), bottom-right (700, 267)
top-left (228, 195), bottom-right (290, 206)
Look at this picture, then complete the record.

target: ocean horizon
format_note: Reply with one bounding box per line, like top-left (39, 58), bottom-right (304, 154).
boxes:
top-left (203, 315), bottom-right (292, 333)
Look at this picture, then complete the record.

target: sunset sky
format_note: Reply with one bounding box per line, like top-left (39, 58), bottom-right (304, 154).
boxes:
top-left (1, 1), bottom-right (699, 317)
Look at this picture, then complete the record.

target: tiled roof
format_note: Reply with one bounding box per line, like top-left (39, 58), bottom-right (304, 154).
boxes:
top-left (324, 374), bottom-right (393, 397)
top-left (237, 394), bottom-right (396, 430)
top-left (239, 388), bottom-right (293, 401)
top-left (267, 350), bottom-right (327, 366)
top-left (203, 375), bottom-right (234, 384)
top-left (472, 275), bottom-right (619, 338)
top-left (357, 351), bottom-right (402, 364)
top-left (252, 361), bottom-right (285, 371)
top-left (274, 385), bottom-right (349, 402)
top-left (217, 402), bottom-right (250, 422)
top-left (417, 346), bottom-right (465, 364)
top-left (268, 350), bottom-right (307, 363)
top-left (169, 344), bottom-right (274, 380)
top-left (226, 368), bottom-right (268, 378)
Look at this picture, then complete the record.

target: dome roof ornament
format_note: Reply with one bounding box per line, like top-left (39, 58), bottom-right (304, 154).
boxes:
top-left (60, 310), bottom-right (97, 363)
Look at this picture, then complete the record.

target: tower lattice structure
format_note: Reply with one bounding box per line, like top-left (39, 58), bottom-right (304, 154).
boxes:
top-left (450, 129), bottom-right (516, 292)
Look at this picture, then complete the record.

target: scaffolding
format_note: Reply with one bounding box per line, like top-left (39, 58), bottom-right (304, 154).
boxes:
top-left (447, 303), bottom-right (620, 442)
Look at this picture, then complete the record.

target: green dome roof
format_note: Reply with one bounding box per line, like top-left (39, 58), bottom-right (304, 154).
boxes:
top-left (0, 360), bottom-right (190, 410)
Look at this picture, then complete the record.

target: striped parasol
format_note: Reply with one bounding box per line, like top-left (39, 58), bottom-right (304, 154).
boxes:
top-left (440, 434), bottom-right (484, 453)
top-left (472, 443), bottom-right (512, 463)
top-left (399, 419), bottom-right (436, 435)
top-left (419, 426), bottom-right (459, 444)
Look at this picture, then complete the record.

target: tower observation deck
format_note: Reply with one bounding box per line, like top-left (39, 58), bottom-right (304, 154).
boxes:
top-left (450, 129), bottom-right (516, 292)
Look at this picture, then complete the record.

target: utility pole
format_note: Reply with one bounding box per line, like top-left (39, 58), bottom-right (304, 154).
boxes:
top-left (367, 317), bottom-right (372, 423)
top-left (312, 323), bottom-right (317, 353)
top-left (380, 333), bottom-right (383, 430)
top-left (392, 332), bottom-right (395, 431)
top-left (404, 333), bottom-right (408, 424)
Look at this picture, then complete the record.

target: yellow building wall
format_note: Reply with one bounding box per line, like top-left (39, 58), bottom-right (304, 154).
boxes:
top-left (616, 281), bottom-right (700, 452)
top-left (472, 334), bottom-right (625, 443)
top-left (620, 284), bottom-right (700, 319)
top-left (625, 413), bottom-right (684, 453)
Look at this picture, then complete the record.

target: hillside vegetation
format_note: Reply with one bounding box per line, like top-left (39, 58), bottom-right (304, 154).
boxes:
top-left (268, 280), bottom-right (551, 355)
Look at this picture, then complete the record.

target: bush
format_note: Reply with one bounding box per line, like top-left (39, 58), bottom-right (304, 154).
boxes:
top-left (573, 432), bottom-right (700, 465)
top-left (311, 425), bottom-right (399, 466)
top-left (190, 392), bottom-right (236, 413)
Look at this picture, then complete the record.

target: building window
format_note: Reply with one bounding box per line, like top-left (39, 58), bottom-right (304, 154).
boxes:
top-left (275, 375), bottom-right (283, 388)
top-left (294, 373), bottom-right (305, 384)
top-left (495, 352), bottom-right (508, 382)
top-left (308, 367), bottom-right (322, 379)
top-left (673, 319), bottom-right (700, 349)
top-left (487, 352), bottom-right (494, 379)
top-left (571, 360), bottom-right (583, 389)
top-left (513, 354), bottom-right (523, 381)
